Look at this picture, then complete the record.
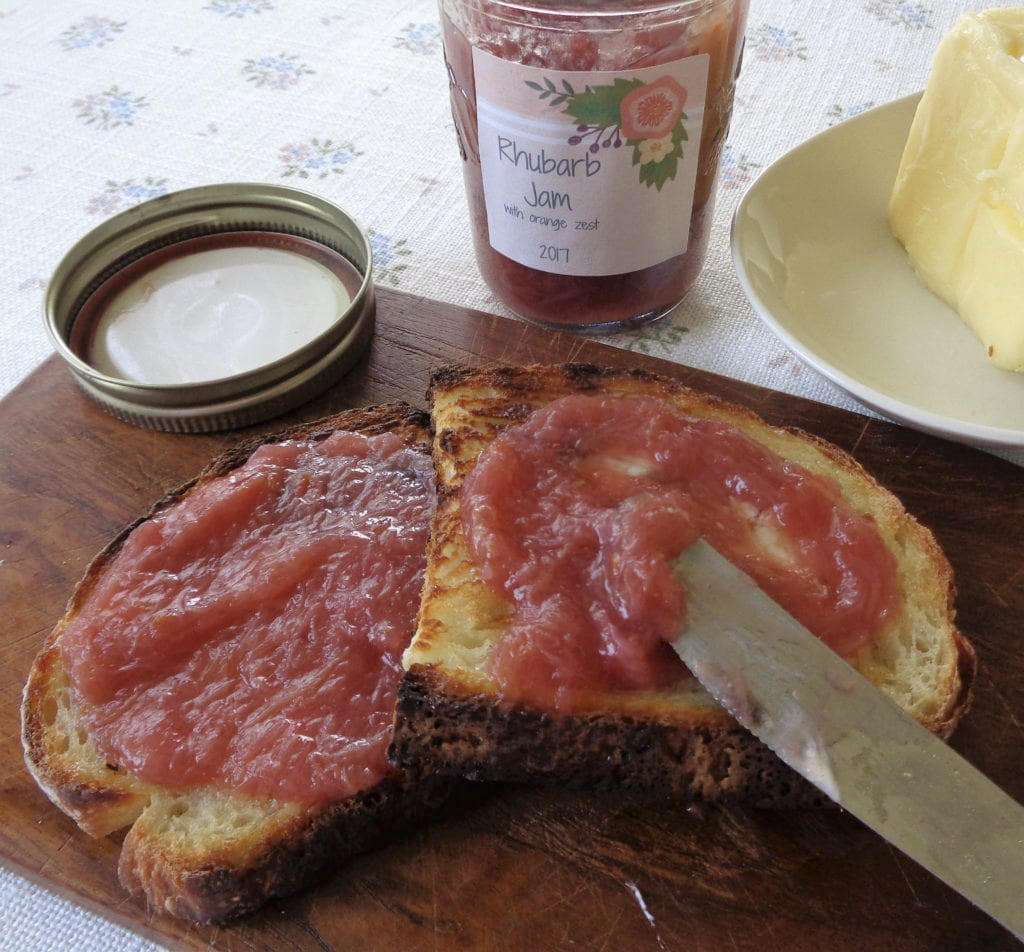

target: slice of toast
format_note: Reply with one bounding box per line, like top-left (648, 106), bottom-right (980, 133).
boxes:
top-left (389, 364), bottom-right (976, 806)
top-left (22, 402), bottom-right (447, 924)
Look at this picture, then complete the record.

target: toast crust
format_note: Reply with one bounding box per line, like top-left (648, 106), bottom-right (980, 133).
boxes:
top-left (390, 363), bottom-right (976, 801)
top-left (116, 770), bottom-right (444, 923)
top-left (22, 402), bottom-right (446, 924)
top-left (394, 665), bottom-right (825, 807)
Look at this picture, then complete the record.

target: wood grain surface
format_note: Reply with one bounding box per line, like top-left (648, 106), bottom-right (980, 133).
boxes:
top-left (2, 288), bottom-right (1022, 951)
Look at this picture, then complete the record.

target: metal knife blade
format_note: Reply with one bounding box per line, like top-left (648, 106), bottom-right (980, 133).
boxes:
top-left (671, 539), bottom-right (1024, 942)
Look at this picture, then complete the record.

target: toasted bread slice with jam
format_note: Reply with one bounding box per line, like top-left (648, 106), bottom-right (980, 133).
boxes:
top-left (22, 402), bottom-right (447, 924)
top-left (389, 364), bottom-right (976, 805)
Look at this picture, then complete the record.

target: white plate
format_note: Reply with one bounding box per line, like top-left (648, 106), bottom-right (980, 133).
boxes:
top-left (731, 93), bottom-right (1024, 449)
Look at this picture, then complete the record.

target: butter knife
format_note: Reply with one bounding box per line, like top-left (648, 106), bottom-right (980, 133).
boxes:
top-left (671, 539), bottom-right (1024, 942)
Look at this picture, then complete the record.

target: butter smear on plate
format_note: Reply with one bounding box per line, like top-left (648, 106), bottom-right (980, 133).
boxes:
top-left (889, 8), bottom-right (1024, 373)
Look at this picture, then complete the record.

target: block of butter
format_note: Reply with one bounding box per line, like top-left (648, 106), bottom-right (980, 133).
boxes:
top-left (889, 8), bottom-right (1024, 373)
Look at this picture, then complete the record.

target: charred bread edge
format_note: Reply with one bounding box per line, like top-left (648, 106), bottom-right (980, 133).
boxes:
top-left (22, 400), bottom-right (449, 924)
top-left (389, 362), bottom-right (976, 798)
top-left (391, 665), bottom-right (825, 807)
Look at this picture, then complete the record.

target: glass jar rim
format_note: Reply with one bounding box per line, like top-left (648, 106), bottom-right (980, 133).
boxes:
top-left (442, 0), bottom-right (732, 21)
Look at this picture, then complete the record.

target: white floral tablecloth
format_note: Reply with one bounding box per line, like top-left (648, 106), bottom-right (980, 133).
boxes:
top-left (1, 1), bottom-right (1020, 949)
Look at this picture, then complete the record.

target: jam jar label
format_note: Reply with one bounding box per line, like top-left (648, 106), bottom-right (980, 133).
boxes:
top-left (473, 48), bottom-right (709, 277)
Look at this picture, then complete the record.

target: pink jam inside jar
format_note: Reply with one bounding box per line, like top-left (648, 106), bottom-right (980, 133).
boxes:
top-left (439, 0), bottom-right (749, 331)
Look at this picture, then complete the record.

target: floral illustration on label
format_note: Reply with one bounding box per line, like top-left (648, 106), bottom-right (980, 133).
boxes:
top-left (529, 74), bottom-right (689, 191)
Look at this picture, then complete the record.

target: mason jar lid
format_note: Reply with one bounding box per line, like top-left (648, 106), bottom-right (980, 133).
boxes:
top-left (45, 183), bottom-right (375, 433)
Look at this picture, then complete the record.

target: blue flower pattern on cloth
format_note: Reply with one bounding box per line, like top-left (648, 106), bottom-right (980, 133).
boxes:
top-left (243, 53), bottom-right (315, 89)
top-left (749, 24), bottom-right (809, 61)
top-left (395, 22), bottom-right (441, 55)
top-left (368, 230), bottom-right (412, 286)
top-left (56, 17), bottom-right (125, 50)
top-left (615, 320), bottom-right (691, 356)
top-left (279, 139), bottom-right (364, 179)
top-left (865, 1), bottom-right (935, 29)
top-left (74, 86), bottom-right (148, 129)
top-left (206, 0), bottom-right (274, 17)
top-left (827, 102), bottom-right (878, 125)
top-left (87, 178), bottom-right (170, 215)
top-left (720, 145), bottom-right (762, 191)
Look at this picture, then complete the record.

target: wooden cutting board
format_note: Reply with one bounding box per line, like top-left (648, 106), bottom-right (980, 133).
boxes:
top-left (2, 288), bottom-right (1022, 951)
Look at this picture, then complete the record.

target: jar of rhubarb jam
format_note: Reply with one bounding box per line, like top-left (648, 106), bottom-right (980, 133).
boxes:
top-left (439, 0), bottom-right (748, 331)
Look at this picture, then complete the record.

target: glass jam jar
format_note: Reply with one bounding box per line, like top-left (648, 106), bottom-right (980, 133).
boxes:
top-left (439, 0), bottom-right (749, 332)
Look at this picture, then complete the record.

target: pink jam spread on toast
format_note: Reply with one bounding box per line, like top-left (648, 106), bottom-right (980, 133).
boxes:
top-left (60, 430), bottom-right (435, 804)
top-left (461, 395), bottom-right (902, 710)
